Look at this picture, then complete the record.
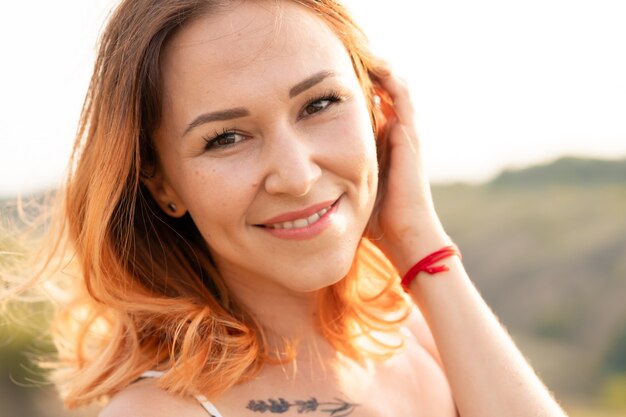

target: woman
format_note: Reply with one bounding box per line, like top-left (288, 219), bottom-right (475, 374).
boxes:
top-left (5, 0), bottom-right (566, 416)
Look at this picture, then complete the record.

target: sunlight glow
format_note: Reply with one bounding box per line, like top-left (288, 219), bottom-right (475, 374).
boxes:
top-left (1, 0), bottom-right (624, 196)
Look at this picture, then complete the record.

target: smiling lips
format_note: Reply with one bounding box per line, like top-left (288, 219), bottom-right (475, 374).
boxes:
top-left (268, 205), bottom-right (331, 229)
top-left (258, 198), bottom-right (339, 231)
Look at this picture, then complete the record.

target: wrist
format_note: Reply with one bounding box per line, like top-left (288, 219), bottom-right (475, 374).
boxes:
top-left (400, 243), bottom-right (461, 291)
top-left (379, 213), bottom-right (453, 273)
top-left (392, 229), bottom-right (454, 275)
top-left (368, 210), bottom-right (453, 274)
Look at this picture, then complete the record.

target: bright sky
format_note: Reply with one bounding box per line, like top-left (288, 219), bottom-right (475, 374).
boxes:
top-left (1, 0), bottom-right (625, 197)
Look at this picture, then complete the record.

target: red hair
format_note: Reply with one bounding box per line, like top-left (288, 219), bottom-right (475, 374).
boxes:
top-left (5, 0), bottom-right (411, 408)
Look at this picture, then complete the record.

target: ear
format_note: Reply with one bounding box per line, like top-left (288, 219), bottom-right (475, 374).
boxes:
top-left (141, 166), bottom-right (187, 218)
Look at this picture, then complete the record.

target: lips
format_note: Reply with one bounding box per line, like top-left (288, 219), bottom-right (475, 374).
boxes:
top-left (256, 198), bottom-right (339, 229)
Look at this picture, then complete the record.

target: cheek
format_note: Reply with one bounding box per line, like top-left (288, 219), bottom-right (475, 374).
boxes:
top-left (174, 161), bottom-right (256, 234)
top-left (333, 105), bottom-right (379, 186)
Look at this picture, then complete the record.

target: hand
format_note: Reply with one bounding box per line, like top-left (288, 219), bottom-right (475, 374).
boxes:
top-left (366, 68), bottom-right (452, 273)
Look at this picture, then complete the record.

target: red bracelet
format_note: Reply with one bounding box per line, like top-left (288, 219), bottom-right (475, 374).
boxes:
top-left (400, 244), bottom-right (462, 291)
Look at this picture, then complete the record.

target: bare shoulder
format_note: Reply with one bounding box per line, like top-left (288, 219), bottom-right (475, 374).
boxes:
top-left (99, 379), bottom-right (204, 417)
top-left (403, 305), bottom-right (443, 365)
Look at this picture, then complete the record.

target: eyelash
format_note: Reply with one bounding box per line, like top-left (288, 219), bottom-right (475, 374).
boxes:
top-left (202, 128), bottom-right (245, 151)
top-left (202, 91), bottom-right (345, 151)
top-left (299, 91), bottom-right (343, 118)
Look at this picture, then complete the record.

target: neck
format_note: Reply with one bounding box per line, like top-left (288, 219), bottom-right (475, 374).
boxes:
top-left (221, 269), bottom-right (324, 352)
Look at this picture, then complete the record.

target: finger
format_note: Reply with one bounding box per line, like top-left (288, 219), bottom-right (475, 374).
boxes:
top-left (388, 122), bottom-right (420, 154)
top-left (375, 70), bottom-right (416, 124)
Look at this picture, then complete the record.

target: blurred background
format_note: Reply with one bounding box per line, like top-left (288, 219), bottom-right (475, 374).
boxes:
top-left (1, 0), bottom-right (625, 416)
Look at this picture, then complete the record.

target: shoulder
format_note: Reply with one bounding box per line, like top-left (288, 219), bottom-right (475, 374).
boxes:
top-left (99, 379), bottom-right (205, 417)
top-left (403, 305), bottom-right (443, 366)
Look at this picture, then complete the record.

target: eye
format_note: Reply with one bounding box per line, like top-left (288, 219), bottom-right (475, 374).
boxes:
top-left (301, 92), bottom-right (343, 117)
top-left (203, 129), bottom-right (247, 151)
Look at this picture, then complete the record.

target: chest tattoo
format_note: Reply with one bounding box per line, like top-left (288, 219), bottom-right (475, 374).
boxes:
top-left (246, 397), bottom-right (358, 416)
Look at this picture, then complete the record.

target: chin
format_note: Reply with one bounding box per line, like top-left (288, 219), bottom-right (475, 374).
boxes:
top-left (281, 246), bottom-right (357, 293)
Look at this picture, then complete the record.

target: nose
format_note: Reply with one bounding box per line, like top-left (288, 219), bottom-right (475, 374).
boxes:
top-left (262, 125), bottom-right (322, 197)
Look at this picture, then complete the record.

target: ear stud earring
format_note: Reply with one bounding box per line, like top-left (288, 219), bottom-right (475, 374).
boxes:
top-left (167, 203), bottom-right (177, 213)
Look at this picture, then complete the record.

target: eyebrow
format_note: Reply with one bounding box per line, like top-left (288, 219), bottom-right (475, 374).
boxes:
top-left (289, 70), bottom-right (336, 98)
top-left (183, 107), bottom-right (249, 136)
top-left (182, 70), bottom-right (336, 137)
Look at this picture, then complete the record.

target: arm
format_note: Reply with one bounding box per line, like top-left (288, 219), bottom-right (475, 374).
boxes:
top-left (370, 68), bottom-right (567, 417)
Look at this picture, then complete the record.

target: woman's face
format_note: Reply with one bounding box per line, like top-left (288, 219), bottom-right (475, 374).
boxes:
top-left (149, 0), bottom-right (379, 293)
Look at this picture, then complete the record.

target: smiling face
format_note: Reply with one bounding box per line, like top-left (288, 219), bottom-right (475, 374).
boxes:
top-left (147, 0), bottom-right (379, 294)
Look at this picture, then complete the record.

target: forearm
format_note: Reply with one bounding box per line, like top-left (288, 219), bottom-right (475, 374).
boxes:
top-left (395, 234), bottom-right (567, 417)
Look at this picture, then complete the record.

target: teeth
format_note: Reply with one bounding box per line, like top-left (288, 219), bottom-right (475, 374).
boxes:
top-left (269, 204), bottom-right (332, 230)
top-left (306, 213), bottom-right (320, 224)
top-left (293, 218), bottom-right (309, 228)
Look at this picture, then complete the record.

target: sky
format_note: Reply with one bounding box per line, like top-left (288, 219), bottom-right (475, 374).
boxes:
top-left (1, 0), bottom-right (625, 197)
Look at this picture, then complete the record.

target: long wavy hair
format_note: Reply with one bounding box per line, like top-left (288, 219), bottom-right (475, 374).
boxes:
top-left (3, 0), bottom-right (411, 408)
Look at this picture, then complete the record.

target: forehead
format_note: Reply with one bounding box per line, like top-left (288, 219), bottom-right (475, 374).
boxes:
top-left (159, 1), bottom-right (355, 115)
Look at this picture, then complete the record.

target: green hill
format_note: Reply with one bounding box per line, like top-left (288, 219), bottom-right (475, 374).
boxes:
top-left (490, 156), bottom-right (626, 188)
top-left (432, 156), bottom-right (626, 402)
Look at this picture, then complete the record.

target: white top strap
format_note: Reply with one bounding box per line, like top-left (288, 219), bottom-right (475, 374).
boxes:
top-left (195, 394), bottom-right (224, 417)
top-left (139, 371), bottom-right (223, 417)
top-left (141, 370), bottom-right (165, 378)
